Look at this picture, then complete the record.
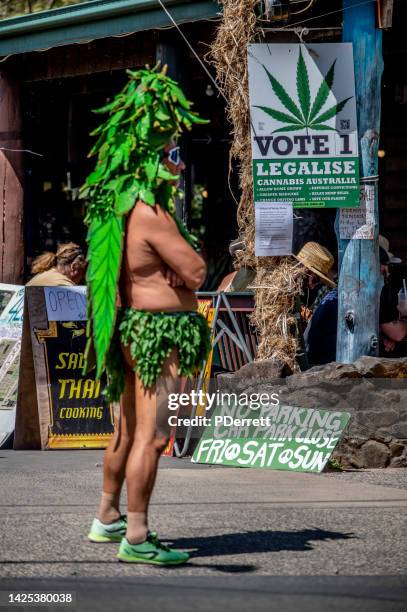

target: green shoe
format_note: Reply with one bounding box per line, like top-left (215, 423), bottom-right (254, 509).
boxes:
top-left (88, 515), bottom-right (127, 543)
top-left (117, 533), bottom-right (190, 566)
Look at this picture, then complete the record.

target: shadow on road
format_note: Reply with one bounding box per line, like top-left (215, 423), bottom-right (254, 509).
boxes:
top-left (170, 527), bottom-right (355, 558)
top-left (0, 528), bottom-right (355, 574)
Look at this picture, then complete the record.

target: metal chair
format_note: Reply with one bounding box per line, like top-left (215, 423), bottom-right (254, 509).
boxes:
top-left (173, 291), bottom-right (256, 457)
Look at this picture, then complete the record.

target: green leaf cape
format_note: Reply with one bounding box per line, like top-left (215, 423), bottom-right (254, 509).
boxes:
top-left (81, 64), bottom-right (208, 382)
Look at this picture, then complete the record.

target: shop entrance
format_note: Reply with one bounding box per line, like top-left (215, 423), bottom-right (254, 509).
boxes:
top-left (22, 62), bottom-right (236, 288)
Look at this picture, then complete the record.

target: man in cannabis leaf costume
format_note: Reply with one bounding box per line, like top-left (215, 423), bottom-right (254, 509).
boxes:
top-left (85, 65), bottom-right (211, 565)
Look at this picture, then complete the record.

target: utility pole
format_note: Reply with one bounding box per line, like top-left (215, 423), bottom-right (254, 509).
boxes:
top-left (335, 0), bottom-right (383, 362)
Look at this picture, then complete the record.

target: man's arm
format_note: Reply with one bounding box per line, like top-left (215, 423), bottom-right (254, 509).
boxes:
top-left (380, 320), bottom-right (407, 343)
top-left (137, 202), bottom-right (206, 290)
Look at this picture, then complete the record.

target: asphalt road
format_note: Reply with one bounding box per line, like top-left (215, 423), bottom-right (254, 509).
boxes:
top-left (1, 576), bottom-right (406, 612)
top-left (0, 451), bottom-right (406, 611)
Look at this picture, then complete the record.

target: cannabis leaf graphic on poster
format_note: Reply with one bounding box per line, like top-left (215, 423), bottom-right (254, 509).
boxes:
top-left (254, 48), bottom-right (352, 133)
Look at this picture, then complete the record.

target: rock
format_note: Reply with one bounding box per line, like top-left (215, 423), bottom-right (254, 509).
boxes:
top-left (390, 455), bottom-right (407, 468)
top-left (356, 411), bottom-right (398, 429)
top-left (360, 440), bottom-right (390, 468)
top-left (373, 434), bottom-right (392, 445)
top-left (389, 424), bottom-right (407, 438)
top-left (283, 388), bottom-right (340, 410)
top-left (333, 439), bottom-right (365, 469)
top-left (349, 455), bottom-right (365, 470)
top-left (214, 357), bottom-right (407, 469)
top-left (344, 382), bottom-right (376, 411)
top-left (354, 356), bottom-right (407, 378)
top-left (381, 390), bottom-right (401, 404)
top-left (217, 359), bottom-right (288, 392)
top-left (348, 437), bottom-right (367, 448)
top-left (335, 444), bottom-right (363, 469)
top-left (285, 362), bottom-right (361, 390)
top-left (389, 441), bottom-right (404, 457)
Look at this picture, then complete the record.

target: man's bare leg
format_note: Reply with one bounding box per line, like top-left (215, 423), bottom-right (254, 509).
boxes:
top-left (125, 348), bottom-right (179, 543)
top-left (97, 366), bottom-right (136, 524)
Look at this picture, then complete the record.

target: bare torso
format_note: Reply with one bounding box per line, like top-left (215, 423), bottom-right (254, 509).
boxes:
top-left (119, 201), bottom-right (206, 312)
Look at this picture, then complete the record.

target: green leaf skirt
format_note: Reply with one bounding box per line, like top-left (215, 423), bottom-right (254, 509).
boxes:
top-left (105, 309), bottom-right (212, 401)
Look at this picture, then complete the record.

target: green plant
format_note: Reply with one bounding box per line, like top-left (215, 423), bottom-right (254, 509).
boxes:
top-left (254, 48), bottom-right (352, 133)
top-left (0, 1), bottom-right (87, 19)
top-left (81, 65), bottom-right (208, 380)
top-left (327, 457), bottom-right (344, 471)
top-left (190, 184), bottom-right (207, 241)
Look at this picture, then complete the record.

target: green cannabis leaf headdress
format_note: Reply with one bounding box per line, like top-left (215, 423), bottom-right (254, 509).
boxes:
top-left (81, 64), bottom-right (208, 379)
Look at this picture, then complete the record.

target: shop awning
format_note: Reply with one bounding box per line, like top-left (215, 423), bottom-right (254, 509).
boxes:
top-left (0, 0), bottom-right (220, 57)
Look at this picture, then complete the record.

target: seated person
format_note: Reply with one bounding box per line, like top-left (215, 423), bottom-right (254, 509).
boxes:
top-left (27, 242), bottom-right (86, 286)
top-left (307, 243), bottom-right (406, 365)
top-left (379, 246), bottom-right (407, 357)
top-left (294, 241), bottom-right (337, 329)
top-left (306, 287), bottom-right (338, 366)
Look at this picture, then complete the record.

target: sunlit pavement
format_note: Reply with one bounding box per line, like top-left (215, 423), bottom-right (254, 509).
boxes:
top-left (0, 451), bottom-right (406, 611)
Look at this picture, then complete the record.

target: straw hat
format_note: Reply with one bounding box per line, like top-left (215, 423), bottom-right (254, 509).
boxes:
top-left (294, 242), bottom-right (336, 288)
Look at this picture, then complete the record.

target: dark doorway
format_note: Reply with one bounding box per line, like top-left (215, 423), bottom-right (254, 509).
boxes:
top-left (22, 63), bottom-right (235, 286)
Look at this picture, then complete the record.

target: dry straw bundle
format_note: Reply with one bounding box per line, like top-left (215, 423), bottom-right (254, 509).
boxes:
top-left (210, 0), bottom-right (304, 369)
top-left (209, 0), bottom-right (258, 256)
top-left (250, 260), bottom-right (304, 366)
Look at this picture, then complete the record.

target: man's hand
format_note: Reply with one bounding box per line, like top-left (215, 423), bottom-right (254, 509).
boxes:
top-left (383, 337), bottom-right (396, 353)
top-left (165, 267), bottom-right (185, 288)
top-left (380, 320), bottom-right (407, 343)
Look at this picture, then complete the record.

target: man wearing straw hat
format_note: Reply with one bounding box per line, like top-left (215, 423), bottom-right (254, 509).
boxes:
top-left (304, 238), bottom-right (407, 363)
top-left (292, 242), bottom-right (337, 365)
top-left (294, 242), bottom-right (337, 325)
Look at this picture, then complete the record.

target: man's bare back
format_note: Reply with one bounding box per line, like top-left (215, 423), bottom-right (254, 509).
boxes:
top-left (119, 201), bottom-right (206, 312)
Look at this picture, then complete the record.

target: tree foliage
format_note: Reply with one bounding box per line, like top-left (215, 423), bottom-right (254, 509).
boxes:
top-left (1, 1), bottom-right (87, 20)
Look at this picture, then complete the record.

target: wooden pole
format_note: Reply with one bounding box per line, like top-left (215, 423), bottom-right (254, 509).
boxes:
top-left (378, 0), bottom-right (393, 29)
top-left (0, 71), bottom-right (24, 284)
top-left (335, 0), bottom-right (383, 363)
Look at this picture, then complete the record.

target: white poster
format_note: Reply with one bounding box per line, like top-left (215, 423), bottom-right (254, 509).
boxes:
top-left (255, 201), bottom-right (293, 256)
top-left (44, 286), bottom-right (87, 321)
top-left (339, 184), bottom-right (375, 239)
top-left (0, 284), bottom-right (24, 448)
top-left (248, 43), bottom-right (360, 208)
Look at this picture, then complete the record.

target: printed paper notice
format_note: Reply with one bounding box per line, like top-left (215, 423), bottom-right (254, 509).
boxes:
top-left (255, 201), bottom-right (293, 256)
top-left (339, 185), bottom-right (375, 239)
